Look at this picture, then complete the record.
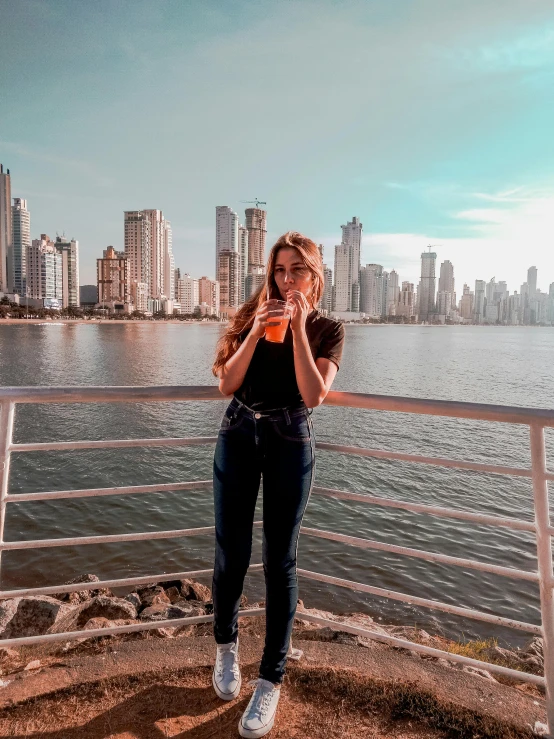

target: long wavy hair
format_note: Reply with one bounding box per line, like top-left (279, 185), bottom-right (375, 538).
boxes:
top-left (212, 231), bottom-right (324, 376)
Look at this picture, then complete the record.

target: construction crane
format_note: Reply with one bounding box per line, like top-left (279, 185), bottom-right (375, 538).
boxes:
top-left (240, 198), bottom-right (267, 209)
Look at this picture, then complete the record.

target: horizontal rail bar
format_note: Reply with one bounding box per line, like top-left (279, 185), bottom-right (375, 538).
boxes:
top-left (296, 612), bottom-right (545, 686)
top-left (7, 480), bottom-right (213, 503)
top-left (10, 437), bottom-right (218, 453)
top-left (300, 526), bottom-right (540, 582)
top-left (2, 385), bottom-right (554, 427)
top-left (0, 385), bottom-right (226, 405)
top-left (312, 486), bottom-right (536, 532)
top-left (0, 564), bottom-right (264, 600)
top-left (324, 389), bottom-right (554, 427)
top-left (298, 569), bottom-right (542, 634)
top-left (0, 608), bottom-right (266, 648)
top-left (0, 522), bottom-right (263, 551)
top-left (316, 442), bottom-right (533, 478)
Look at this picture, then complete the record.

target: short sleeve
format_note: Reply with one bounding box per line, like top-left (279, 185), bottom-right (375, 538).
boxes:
top-left (316, 321), bottom-right (345, 370)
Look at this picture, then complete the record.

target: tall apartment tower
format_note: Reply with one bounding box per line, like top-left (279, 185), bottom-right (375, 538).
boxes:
top-left (397, 282), bottom-right (415, 318)
top-left (176, 274), bottom-right (199, 314)
top-left (438, 260), bottom-right (455, 309)
top-left (11, 198), bottom-right (30, 296)
top-left (238, 225), bottom-right (248, 303)
top-left (460, 284), bottom-right (474, 320)
top-left (55, 235), bottom-right (80, 307)
top-left (387, 269), bottom-right (400, 315)
top-left (216, 206), bottom-right (240, 315)
top-left (333, 216), bottom-right (362, 312)
top-left (124, 209), bottom-right (173, 301)
top-left (0, 164), bottom-right (12, 293)
top-left (27, 235), bottom-right (63, 301)
top-left (527, 266), bottom-right (538, 298)
top-left (359, 264), bottom-right (387, 318)
top-left (417, 248), bottom-right (437, 322)
top-left (321, 265), bottom-right (333, 314)
top-left (245, 208), bottom-right (267, 271)
top-left (198, 276), bottom-right (220, 315)
top-left (473, 280), bottom-right (486, 323)
top-left (97, 246), bottom-right (130, 306)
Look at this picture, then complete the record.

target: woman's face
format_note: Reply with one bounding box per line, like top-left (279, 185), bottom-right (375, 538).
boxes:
top-left (273, 247), bottom-right (314, 301)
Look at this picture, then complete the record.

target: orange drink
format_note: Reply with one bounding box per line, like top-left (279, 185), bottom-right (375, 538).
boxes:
top-left (265, 301), bottom-right (292, 343)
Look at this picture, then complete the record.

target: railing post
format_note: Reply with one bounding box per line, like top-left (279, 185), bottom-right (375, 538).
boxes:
top-left (530, 422), bottom-right (554, 733)
top-left (0, 402), bottom-right (15, 580)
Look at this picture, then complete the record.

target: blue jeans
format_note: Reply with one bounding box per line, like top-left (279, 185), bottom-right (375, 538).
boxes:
top-left (212, 397), bottom-right (315, 684)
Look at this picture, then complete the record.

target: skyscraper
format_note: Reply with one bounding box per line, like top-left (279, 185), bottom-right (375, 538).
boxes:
top-left (438, 260), bottom-right (455, 309)
top-left (198, 276), bottom-right (220, 315)
top-left (11, 198), bottom-right (30, 296)
top-left (0, 164), bottom-right (12, 293)
top-left (527, 266), bottom-right (537, 298)
top-left (55, 235), bottom-right (80, 307)
top-left (387, 269), bottom-right (400, 315)
top-left (332, 217), bottom-right (362, 312)
top-left (459, 284), bottom-right (474, 320)
top-left (97, 246), bottom-right (130, 307)
top-left (124, 209), bottom-right (173, 301)
top-left (359, 264), bottom-right (387, 318)
top-left (238, 224), bottom-right (248, 303)
top-left (216, 206), bottom-right (239, 271)
top-left (397, 282), bottom-right (415, 318)
top-left (320, 265), bottom-right (333, 314)
top-left (245, 208), bottom-right (267, 271)
top-left (417, 248), bottom-right (437, 322)
top-left (176, 274), bottom-right (199, 314)
top-left (474, 280), bottom-right (486, 323)
top-left (218, 250), bottom-right (241, 318)
top-left (27, 235), bottom-right (63, 303)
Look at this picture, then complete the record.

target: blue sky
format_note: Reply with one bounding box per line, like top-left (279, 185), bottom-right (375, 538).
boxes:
top-left (1, 0), bottom-right (553, 292)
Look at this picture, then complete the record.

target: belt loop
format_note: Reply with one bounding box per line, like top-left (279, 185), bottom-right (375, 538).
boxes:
top-left (284, 409), bottom-right (291, 425)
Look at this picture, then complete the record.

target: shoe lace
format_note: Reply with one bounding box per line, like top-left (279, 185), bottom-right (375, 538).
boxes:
top-left (217, 648), bottom-right (239, 680)
top-left (246, 679), bottom-right (276, 719)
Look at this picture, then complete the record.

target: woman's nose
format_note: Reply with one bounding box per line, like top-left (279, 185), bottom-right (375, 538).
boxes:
top-left (284, 272), bottom-right (294, 283)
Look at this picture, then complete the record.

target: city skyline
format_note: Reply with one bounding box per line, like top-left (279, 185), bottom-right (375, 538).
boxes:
top-left (1, 1), bottom-right (553, 292)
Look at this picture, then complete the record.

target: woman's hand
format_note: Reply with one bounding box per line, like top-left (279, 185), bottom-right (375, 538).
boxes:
top-left (250, 300), bottom-right (282, 339)
top-left (288, 290), bottom-right (310, 334)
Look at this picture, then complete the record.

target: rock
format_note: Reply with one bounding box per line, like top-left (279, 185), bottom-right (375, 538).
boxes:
top-left (524, 636), bottom-right (543, 665)
top-left (462, 665), bottom-right (497, 682)
top-left (139, 603), bottom-right (204, 622)
top-left (136, 585), bottom-right (170, 609)
top-left (47, 595), bottom-right (138, 635)
top-left (0, 600), bottom-right (20, 634)
top-left (23, 660), bottom-right (41, 671)
top-left (52, 574), bottom-right (112, 604)
top-left (1, 597), bottom-right (72, 639)
top-left (180, 579), bottom-right (211, 603)
top-left (125, 593), bottom-right (141, 610)
top-left (165, 587), bottom-right (181, 604)
top-left (0, 647), bottom-right (18, 663)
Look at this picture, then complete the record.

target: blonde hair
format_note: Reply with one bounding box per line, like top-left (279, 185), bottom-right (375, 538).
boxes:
top-left (212, 231), bottom-right (324, 376)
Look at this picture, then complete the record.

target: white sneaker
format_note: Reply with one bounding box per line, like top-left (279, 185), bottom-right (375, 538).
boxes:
top-left (212, 639), bottom-right (241, 700)
top-left (239, 678), bottom-right (281, 738)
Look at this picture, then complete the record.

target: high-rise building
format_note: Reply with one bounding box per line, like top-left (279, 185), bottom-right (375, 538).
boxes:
top-left (238, 225), bottom-right (248, 303)
top-left (359, 264), bottom-right (387, 318)
top-left (54, 235), bottom-right (80, 307)
top-left (124, 209), bottom-right (172, 300)
top-left (474, 280), bottom-right (486, 323)
top-left (387, 269), bottom-right (400, 315)
top-left (0, 164), bottom-right (12, 293)
top-left (97, 246), bottom-right (130, 306)
top-left (397, 282), bottom-right (415, 318)
top-left (11, 198), bottom-right (30, 296)
top-left (174, 267), bottom-right (181, 299)
top-left (245, 266), bottom-right (265, 299)
top-left (245, 208), bottom-right (267, 271)
top-left (417, 249), bottom-right (437, 321)
top-left (216, 206), bottom-right (239, 271)
top-left (437, 291), bottom-right (453, 318)
top-left (176, 274), bottom-right (199, 314)
top-left (198, 276), bottom-right (220, 315)
top-left (26, 235), bottom-right (63, 302)
top-left (333, 217), bottom-right (362, 312)
top-left (218, 250), bottom-right (241, 318)
top-left (527, 266), bottom-right (537, 298)
top-left (131, 281), bottom-right (148, 313)
top-left (438, 260), bottom-right (455, 309)
top-left (459, 284), bottom-right (474, 320)
top-left (320, 265), bottom-right (333, 314)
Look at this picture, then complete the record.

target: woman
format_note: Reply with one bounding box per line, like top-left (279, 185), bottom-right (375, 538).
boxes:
top-left (211, 231), bottom-right (345, 738)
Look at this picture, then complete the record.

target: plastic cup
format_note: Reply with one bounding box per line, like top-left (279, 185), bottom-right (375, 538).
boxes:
top-left (264, 300), bottom-right (292, 343)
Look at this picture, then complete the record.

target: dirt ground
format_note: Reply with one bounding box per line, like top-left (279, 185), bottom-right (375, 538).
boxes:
top-left (0, 665), bottom-right (444, 739)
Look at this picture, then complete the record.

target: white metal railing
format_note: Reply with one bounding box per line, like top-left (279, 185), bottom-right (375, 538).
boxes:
top-left (0, 387), bottom-right (553, 725)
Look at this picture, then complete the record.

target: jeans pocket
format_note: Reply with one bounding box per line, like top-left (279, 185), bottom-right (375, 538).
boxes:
top-left (219, 409), bottom-right (245, 433)
top-left (272, 415), bottom-right (311, 443)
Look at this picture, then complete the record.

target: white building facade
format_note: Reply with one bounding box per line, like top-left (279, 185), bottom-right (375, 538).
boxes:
top-left (11, 197), bottom-right (30, 296)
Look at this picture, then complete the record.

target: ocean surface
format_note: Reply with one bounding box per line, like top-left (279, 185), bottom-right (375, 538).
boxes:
top-left (1, 322), bottom-right (553, 646)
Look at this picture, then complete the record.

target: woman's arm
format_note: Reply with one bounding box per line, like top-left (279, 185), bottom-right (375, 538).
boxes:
top-left (288, 290), bottom-right (338, 408)
top-left (218, 300), bottom-right (278, 395)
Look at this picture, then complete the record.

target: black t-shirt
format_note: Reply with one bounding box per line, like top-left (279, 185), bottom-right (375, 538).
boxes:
top-left (235, 311), bottom-right (345, 411)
